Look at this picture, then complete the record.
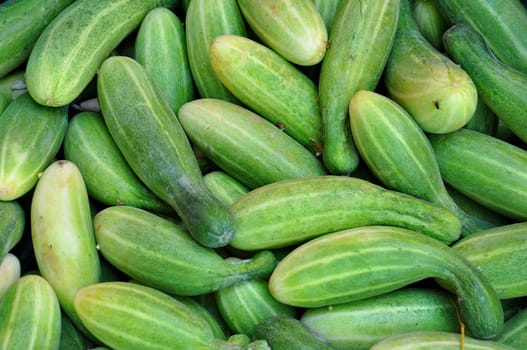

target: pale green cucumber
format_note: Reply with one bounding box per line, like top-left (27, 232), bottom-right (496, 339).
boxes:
top-left (0, 275), bottom-right (61, 350)
top-left (0, 253), bottom-right (20, 299)
top-left (135, 7), bottom-right (194, 113)
top-left (93, 205), bottom-right (276, 296)
top-left (310, 0), bottom-right (342, 33)
top-left (230, 176), bottom-right (461, 251)
top-left (349, 90), bottom-right (487, 236)
top-left (185, 0), bottom-right (245, 102)
top-left (25, 0), bottom-right (178, 107)
top-left (496, 307), bottom-right (527, 349)
top-left (269, 225), bottom-right (503, 339)
top-left (179, 98), bottom-right (327, 189)
top-left (301, 288), bottom-right (459, 350)
top-left (384, 0), bottom-right (477, 133)
top-left (30, 160), bottom-right (101, 336)
top-left (63, 111), bottom-right (172, 214)
top-left (59, 311), bottom-right (89, 350)
top-left (0, 200), bottom-right (25, 260)
top-left (0, 92), bottom-right (68, 201)
top-left (204, 171), bottom-right (249, 207)
top-left (428, 128), bottom-right (527, 221)
top-left (412, 0), bottom-right (448, 50)
top-left (237, 0), bottom-right (327, 66)
top-left (209, 35), bottom-right (323, 154)
top-left (98, 56), bottom-right (235, 248)
top-left (318, 0), bottom-right (399, 175)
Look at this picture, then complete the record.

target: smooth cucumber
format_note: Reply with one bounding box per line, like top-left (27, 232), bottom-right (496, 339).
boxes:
top-left (0, 253), bottom-right (20, 299)
top-left (59, 311), bottom-right (89, 350)
top-left (0, 200), bottom-right (25, 260)
top-left (411, 0), bottom-right (448, 50)
top-left (310, 0), bottom-right (342, 33)
top-left (203, 171), bottom-right (249, 207)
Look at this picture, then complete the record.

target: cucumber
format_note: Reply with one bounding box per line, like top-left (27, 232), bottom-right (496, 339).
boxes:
top-left (0, 69), bottom-right (25, 101)
top-left (237, 0), bottom-right (328, 66)
top-left (204, 171), bottom-right (249, 207)
top-left (0, 253), bottom-right (20, 299)
top-left (464, 95), bottom-right (498, 136)
top-left (0, 274), bottom-right (61, 350)
top-left (428, 128), bottom-right (527, 221)
top-left (0, 95), bottom-right (8, 115)
top-left (93, 205), bottom-right (276, 296)
top-left (178, 98), bottom-right (327, 189)
top-left (59, 312), bottom-right (89, 350)
top-left (178, 296), bottom-right (229, 340)
top-left (310, 0), bottom-right (342, 33)
top-left (268, 225), bottom-right (504, 339)
top-left (134, 7), bottom-right (194, 113)
top-left (411, 0), bottom-right (448, 50)
top-left (0, 200), bottom-right (25, 260)
top-left (301, 288), bottom-right (459, 350)
top-left (230, 176), bottom-right (461, 251)
top-left (496, 307), bottom-right (527, 349)
top-left (0, 0), bottom-right (75, 78)
top-left (383, 0), bottom-right (477, 134)
top-left (442, 23), bottom-right (527, 144)
top-left (63, 111), bottom-right (173, 215)
top-left (318, 0), bottom-right (399, 175)
top-left (25, 0), bottom-right (178, 107)
top-left (98, 56), bottom-right (235, 248)
top-left (0, 92), bottom-right (68, 201)
top-left (209, 34), bottom-right (323, 154)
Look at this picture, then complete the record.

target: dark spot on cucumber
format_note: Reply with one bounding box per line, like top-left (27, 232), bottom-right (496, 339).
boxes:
top-left (434, 100), bottom-right (441, 109)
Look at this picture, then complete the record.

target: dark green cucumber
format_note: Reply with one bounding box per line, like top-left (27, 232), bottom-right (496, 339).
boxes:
top-left (463, 95), bottom-right (498, 136)
top-left (59, 311), bottom-right (90, 350)
top-left (412, 0), bottom-right (448, 50)
top-left (443, 23), bottom-right (527, 144)
top-left (0, 200), bottom-right (25, 260)
top-left (204, 171), bottom-right (249, 207)
top-left (98, 56), bottom-right (235, 248)
top-left (310, 0), bottom-right (342, 33)
top-left (496, 307), bottom-right (527, 349)
top-left (269, 225), bottom-right (504, 339)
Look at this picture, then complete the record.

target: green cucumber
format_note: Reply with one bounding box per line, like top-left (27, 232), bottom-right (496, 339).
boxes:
top-left (464, 95), bottom-right (498, 136)
top-left (0, 200), bottom-right (25, 260)
top-left (496, 307), bottom-right (527, 349)
top-left (268, 225), bottom-right (503, 339)
top-left (318, 0), bottom-right (399, 175)
top-left (310, 0), bottom-right (342, 33)
top-left (204, 171), bottom-right (249, 207)
top-left (98, 56), bottom-right (235, 248)
top-left (0, 69), bottom-right (25, 101)
top-left (209, 34), bottom-right (323, 154)
top-left (59, 311), bottom-right (89, 350)
top-left (93, 205), bottom-right (276, 296)
top-left (0, 275), bottom-right (61, 350)
top-left (63, 111), bottom-right (172, 215)
top-left (411, 0), bottom-right (448, 50)
top-left (230, 176), bottom-right (461, 251)
top-left (178, 296), bottom-right (229, 340)
top-left (0, 95), bottom-right (8, 115)
top-left (301, 288), bottom-right (460, 350)
top-left (383, 0), bottom-right (477, 134)
top-left (178, 98), bottom-right (327, 189)
top-left (428, 128), bottom-right (527, 221)
top-left (0, 92), bottom-right (68, 201)
top-left (0, 253), bottom-right (20, 299)
top-left (134, 7), bottom-right (194, 113)
top-left (237, 0), bottom-right (328, 66)
top-left (443, 23), bottom-right (527, 144)
top-left (25, 0), bottom-right (178, 107)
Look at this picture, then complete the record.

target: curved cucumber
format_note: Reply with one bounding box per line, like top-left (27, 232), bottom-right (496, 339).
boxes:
top-left (0, 200), bottom-right (25, 260)
top-left (204, 171), bottom-right (249, 207)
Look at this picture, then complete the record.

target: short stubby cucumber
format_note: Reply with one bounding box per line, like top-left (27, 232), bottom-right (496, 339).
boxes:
top-left (203, 171), bottom-right (250, 207)
top-left (230, 176), bottom-right (461, 251)
top-left (0, 200), bottom-right (25, 260)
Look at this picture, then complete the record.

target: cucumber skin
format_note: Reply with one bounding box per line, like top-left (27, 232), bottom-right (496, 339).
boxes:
top-left (310, 0), bottom-right (342, 33)
top-left (412, 0), bottom-right (448, 50)
top-left (496, 307), bottom-right (527, 349)
top-left (203, 171), bottom-right (249, 207)
top-left (0, 200), bottom-right (25, 260)
top-left (97, 56), bottom-right (235, 248)
top-left (0, 253), bottom-right (21, 299)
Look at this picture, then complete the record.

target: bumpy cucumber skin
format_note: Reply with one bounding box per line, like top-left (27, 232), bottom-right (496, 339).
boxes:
top-left (178, 98), bottom-right (327, 190)
top-left (209, 35), bottom-right (323, 154)
top-left (98, 56), bottom-right (235, 248)
top-left (0, 93), bottom-right (68, 201)
top-left (25, 0), bottom-right (178, 107)
top-left (0, 200), bottom-right (25, 260)
top-left (230, 176), bottom-right (461, 251)
top-left (310, 0), bottom-right (342, 33)
top-left (496, 307), bottom-right (527, 349)
top-left (318, 0), bottom-right (399, 175)
top-left (204, 171), bottom-right (249, 207)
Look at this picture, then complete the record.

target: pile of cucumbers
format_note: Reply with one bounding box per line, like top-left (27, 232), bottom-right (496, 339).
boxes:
top-left (1, 0), bottom-right (527, 349)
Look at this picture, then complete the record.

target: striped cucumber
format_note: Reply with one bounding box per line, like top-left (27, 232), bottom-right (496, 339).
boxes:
top-left (496, 307), bottom-right (527, 349)
top-left (237, 0), bottom-right (328, 66)
top-left (93, 205), bottom-right (276, 296)
top-left (0, 200), bottom-right (25, 260)
top-left (383, 0), bottom-right (477, 134)
top-left (0, 253), bottom-right (20, 299)
top-left (230, 176), bottom-right (461, 251)
top-left (310, 0), bottom-right (342, 33)
top-left (428, 128), bottom-right (527, 221)
top-left (269, 225), bottom-right (504, 339)
top-left (25, 0), bottom-right (178, 107)
top-left (204, 171), bottom-right (249, 207)
top-left (318, 0), bottom-right (399, 175)
top-left (0, 92), bottom-right (68, 201)
top-left (412, 0), bottom-right (448, 50)
top-left (98, 56), bottom-right (235, 248)
top-left (209, 35), bottom-right (323, 154)
top-left (178, 98), bottom-right (327, 189)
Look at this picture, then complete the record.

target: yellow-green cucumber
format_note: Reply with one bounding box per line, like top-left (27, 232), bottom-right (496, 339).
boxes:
top-left (0, 0), bottom-right (75, 78)
top-left (185, 0), bottom-right (245, 102)
top-left (349, 90), bottom-right (489, 236)
top-left (0, 274), bottom-right (61, 350)
top-left (301, 288), bottom-right (460, 350)
top-left (0, 200), bottom-right (25, 260)
top-left (93, 205), bottom-right (276, 296)
top-left (310, 0), bottom-right (342, 33)
top-left (204, 171), bottom-right (250, 207)
top-left (134, 7), bottom-right (194, 113)
top-left (411, 0), bottom-right (448, 50)
top-left (443, 23), bottom-right (527, 144)
top-left (30, 160), bottom-right (101, 336)
top-left (383, 0), bottom-right (477, 133)
top-left (269, 225), bottom-right (503, 339)
top-left (230, 176), bottom-right (461, 251)
top-left (0, 253), bottom-right (21, 299)
top-left (318, 0), bottom-right (399, 175)
top-left (496, 307), bottom-right (527, 349)
top-left (98, 56), bottom-right (235, 248)
top-left (63, 111), bottom-right (172, 214)
top-left (25, 0), bottom-right (178, 107)
top-left (209, 35), bottom-right (323, 154)
top-left (428, 128), bottom-right (527, 221)
top-left (179, 98), bottom-right (327, 189)
top-left (0, 92), bottom-right (68, 201)
top-left (237, 0), bottom-right (327, 66)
